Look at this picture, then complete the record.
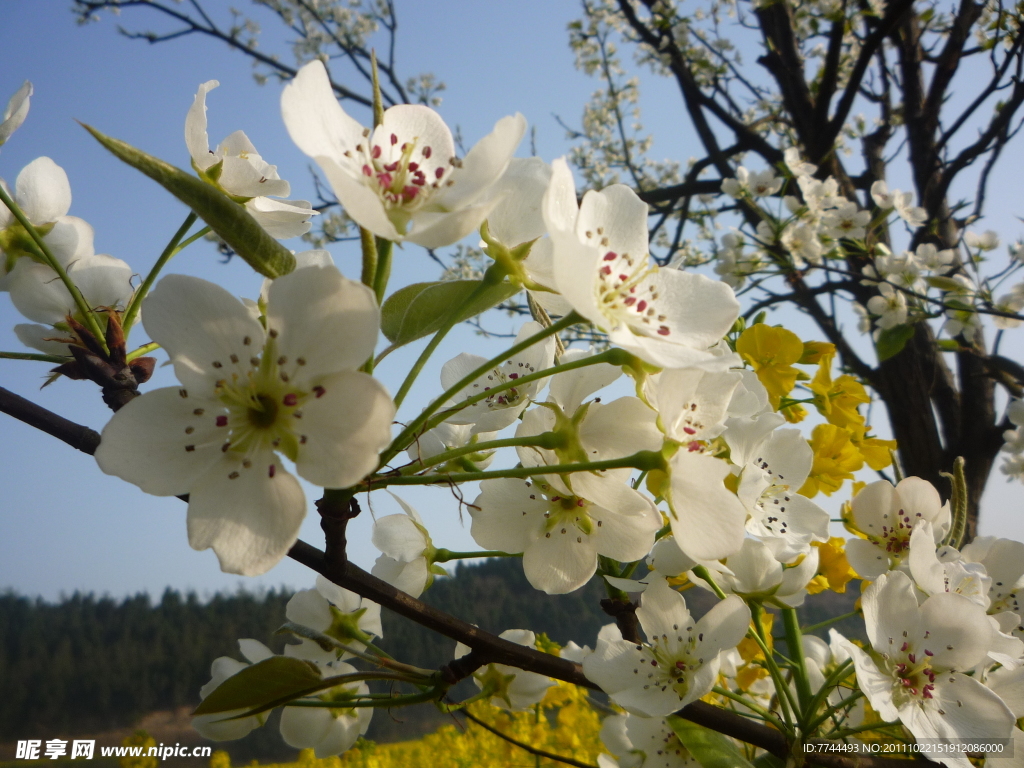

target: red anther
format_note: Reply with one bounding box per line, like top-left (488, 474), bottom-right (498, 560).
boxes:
top-left (924, 649), bottom-right (934, 656)
top-left (390, 133), bottom-right (398, 145)
top-left (408, 162), bottom-right (419, 171)
top-left (384, 161), bottom-right (399, 172)
top-left (603, 252), bottom-right (618, 261)
top-left (508, 373), bottom-right (519, 379)
top-left (600, 265), bottom-right (612, 275)
top-left (422, 146), bottom-right (432, 158)
top-left (371, 145), bottom-right (382, 159)
top-left (401, 186), bottom-right (419, 202)
top-left (658, 326), bottom-right (671, 336)
top-left (283, 393), bottom-right (298, 407)
top-left (377, 172), bottom-right (393, 188)
top-left (637, 300), bottom-right (648, 312)
top-left (268, 464), bottom-right (276, 478)
top-left (551, 496), bottom-right (561, 502)
top-left (435, 167), bottom-right (445, 179)
top-left (362, 164), bottom-right (373, 177)
top-left (675, 661), bottom-right (686, 670)
top-left (907, 653), bottom-right (916, 664)
top-left (216, 415), bottom-right (228, 427)
top-left (683, 427), bottom-right (696, 435)
top-left (619, 274), bottom-right (629, 282)
top-left (313, 386), bottom-right (326, 398)
top-left (688, 441), bottom-right (702, 452)
top-left (577, 499), bottom-right (585, 507)
top-left (624, 297), bottom-right (637, 306)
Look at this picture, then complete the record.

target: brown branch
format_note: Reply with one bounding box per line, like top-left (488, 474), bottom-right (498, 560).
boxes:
top-left (0, 386), bottom-right (101, 454)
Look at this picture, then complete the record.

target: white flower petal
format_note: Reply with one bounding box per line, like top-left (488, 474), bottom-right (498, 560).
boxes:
top-left (371, 555), bottom-right (429, 597)
top-left (186, 452), bottom-right (306, 576)
top-left (667, 451), bottom-right (747, 560)
top-left (372, 514), bottom-right (427, 562)
top-left (143, 274), bottom-right (266, 392)
top-left (186, 80), bottom-right (218, 170)
top-left (293, 370), bottom-right (394, 488)
top-left (95, 387), bottom-right (225, 496)
top-left (281, 61), bottom-right (366, 166)
top-left (15, 157), bottom-right (71, 224)
top-left (433, 113), bottom-right (525, 211)
top-left (522, 524), bottom-right (598, 594)
top-left (267, 264), bottom-right (380, 383)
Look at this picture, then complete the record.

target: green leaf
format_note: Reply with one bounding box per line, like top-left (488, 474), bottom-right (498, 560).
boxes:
top-left (936, 339), bottom-right (962, 352)
top-left (192, 656), bottom-right (322, 716)
top-left (667, 716), bottom-right (757, 768)
top-left (875, 324), bottom-right (915, 361)
top-left (80, 123), bottom-right (296, 279)
top-left (381, 279), bottom-right (521, 346)
top-left (925, 276), bottom-right (965, 292)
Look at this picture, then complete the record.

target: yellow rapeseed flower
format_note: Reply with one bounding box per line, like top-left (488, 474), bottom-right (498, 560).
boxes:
top-left (799, 423), bottom-right (864, 497)
top-left (806, 537), bottom-right (858, 594)
top-left (736, 324), bottom-right (804, 408)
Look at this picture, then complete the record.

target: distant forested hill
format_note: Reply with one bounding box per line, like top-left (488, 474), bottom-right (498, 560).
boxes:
top-left (0, 557), bottom-right (859, 751)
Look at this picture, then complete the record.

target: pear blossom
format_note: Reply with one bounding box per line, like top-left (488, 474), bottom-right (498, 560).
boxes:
top-left (725, 419), bottom-right (829, 560)
top-left (598, 713), bottom-right (699, 768)
top-left (866, 283), bottom-right (908, 330)
top-left (908, 522), bottom-right (992, 608)
top-left (831, 572), bottom-right (1015, 768)
top-left (915, 243), bottom-right (955, 272)
top-left (454, 629), bottom-right (553, 710)
top-left (282, 575), bottom-right (383, 664)
top-left (784, 147), bottom-right (817, 178)
top-left (542, 158), bottom-right (740, 369)
top-left (278, 658), bottom-right (372, 758)
top-left (583, 576), bottom-right (751, 717)
top-left (871, 181), bottom-right (926, 227)
top-left (965, 229), bottom-right (1000, 251)
top-left (515, 351), bottom-right (658, 479)
top-left (7, 216), bottom-right (133, 330)
top-left (781, 222), bottom-right (824, 267)
top-left (992, 289), bottom-right (1024, 330)
top-left (721, 167), bottom-right (782, 198)
top-left (691, 537), bottom-right (820, 607)
top-left (960, 536), bottom-right (1024, 641)
top-left (643, 368), bottom-right (741, 445)
top-left (192, 638), bottom-right (274, 741)
top-left (845, 477), bottom-right (950, 580)
top-left (370, 494), bottom-right (443, 598)
top-left (186, 80), bottom-right (314, 239)
top-left (471, 469), bottom-right (661, 594)
top-left (405, 413), bottom-right (497, 471)
top-left (282, 60), bottom-right (525, 248)
top-left (822, 200), bottom-right (871, 240)
top-left (1002, 400), bottom-right (1024, 456)
top-left (440, 321), bottom-right (555, 433)
top-left (0, 81), bottom-right (31, 147)
top-left (0, 156), bottom-right (72, 287)
top-left (95, 265), bottom-right (395, 576)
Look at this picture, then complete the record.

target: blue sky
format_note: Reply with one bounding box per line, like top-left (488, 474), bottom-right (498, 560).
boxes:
top-left (1, 0), bottom-right (1021, 601)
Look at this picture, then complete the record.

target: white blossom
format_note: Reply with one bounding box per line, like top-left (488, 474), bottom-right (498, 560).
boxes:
top-left (95, 265), bottom-right (395, 576)
top-left (282, 60), bottom-right (524, 248)
top-left (0, 157), bottom-right (72, 288)
top-left (543, 158), bottom-right (740, 369)
top-left (186, 80), bottom-right (314, 238)
top-left (583, 576), bottom-right (750, 716)
top-left (0, 81), bottom-right (31, 148)
top-left (454, 630), bottom-right (553, 710)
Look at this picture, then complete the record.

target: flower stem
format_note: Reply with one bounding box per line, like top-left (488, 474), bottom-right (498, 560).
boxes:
top-left (712, 685), bottom-right (788, 732)
top-left (391, 264), bottom-right (505, 410)
top-left (381, 310), bottom-right (581, 466)
top-left (372, 236), bottom-right (392, 305)
top-left (801, 610), bottom-right (859, 634)
top-left (122, 211), bottom-right (198, 335)
top-left (691, 566), bottom-right (728, 599)
top-left (368, 450), bottom-right (664, 489)
top-left (0, 351), bottom-right (68, 364)
top-left (419, 345), bottom-right (634, 437)
top-left (400, 433), bottom-right (563, 474)
top-left (359, 226), bottom-right (378, 289)
top-left (781, 607), bottom-right (814, 718)
top-left (0, 183), bottom-right (107, 351)
top-left (749, 601), bottom-right (797, 730)
top-left (126, 342), bottom-right (160, 362)
top-left (433, 549), bottom-right (520, 562)
top-left (803, 660), bottom-right (856, 734)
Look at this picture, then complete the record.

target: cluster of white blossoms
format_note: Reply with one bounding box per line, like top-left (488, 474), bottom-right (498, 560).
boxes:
top-left (4, 66), bottom-right (1024, 766)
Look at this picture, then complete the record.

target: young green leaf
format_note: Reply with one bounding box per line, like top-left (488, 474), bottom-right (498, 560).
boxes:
top-left (381, 279), bottom-right (521, 347)
top-left (80, 123), bottom-right (296, 279)
top-left (875, 324), bottom-right (916, 361)
top-left (667, 717), bottom-right (757, 768)
top-left (192, 656), bottom-right (322, 716)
